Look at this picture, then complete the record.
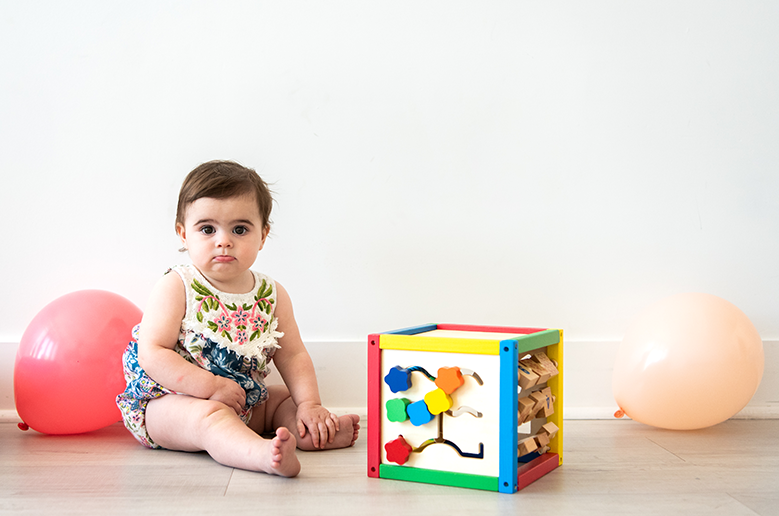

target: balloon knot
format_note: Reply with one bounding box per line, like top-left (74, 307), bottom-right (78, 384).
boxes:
top-left (614, 409), bottom-right (625, 419)
top-left (18, 422), bottom-right (30, 431)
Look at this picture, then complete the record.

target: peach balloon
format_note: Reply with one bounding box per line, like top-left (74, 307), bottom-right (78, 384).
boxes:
top-left (613, 293), bottom-right (763, 430)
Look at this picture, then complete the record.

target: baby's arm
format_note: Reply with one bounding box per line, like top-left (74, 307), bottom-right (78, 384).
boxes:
top-left (136, 273), bottom-right (245, 414)
top-left (272, 282), bottom-right (338, 449)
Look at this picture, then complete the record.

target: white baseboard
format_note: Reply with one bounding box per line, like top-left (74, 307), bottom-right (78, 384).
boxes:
top-left (0, 409), bottom-right (20, 423)
top-left (562, 405), bottom-right (779, 420)
top-left (6, 407), bottom-right (776, 427)
top-left (733, 405), bottom-right (779, 419)
top-left (0, 408), bottom-right (370, 425)
top-left (3, 338), bottom-right (778, 422)
top-left (564, 407), bottom-right (626, 420)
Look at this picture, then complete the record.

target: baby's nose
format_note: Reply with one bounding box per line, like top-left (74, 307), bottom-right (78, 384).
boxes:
top-left (216, 234), bottom-right (233, 247)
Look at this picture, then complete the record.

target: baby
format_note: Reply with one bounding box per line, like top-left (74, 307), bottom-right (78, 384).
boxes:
top-left (117, 160), bottom-right (359, 477)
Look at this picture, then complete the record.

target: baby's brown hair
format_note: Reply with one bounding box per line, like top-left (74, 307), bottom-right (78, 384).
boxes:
top-left (176, 160), bottom-right (274, 230)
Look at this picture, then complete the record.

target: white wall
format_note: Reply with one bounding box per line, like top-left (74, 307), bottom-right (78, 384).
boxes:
top-left (1, 2), bottom-right (777, 415)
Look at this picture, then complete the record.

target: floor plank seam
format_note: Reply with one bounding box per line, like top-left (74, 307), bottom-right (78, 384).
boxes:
top-left (645, 437), bottom-right (688, 463)
top-left (724, 493), bottom-right (761, 516)
top-left (224, 468), bottom-right (235, 496)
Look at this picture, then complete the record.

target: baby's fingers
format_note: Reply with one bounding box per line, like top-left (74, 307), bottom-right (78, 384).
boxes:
top-left (298, 417), bottom-right (321, 448)
top-left (324, 415), bottom-right (337, 443)
top-left (315, 421), bottom-right (330, 448)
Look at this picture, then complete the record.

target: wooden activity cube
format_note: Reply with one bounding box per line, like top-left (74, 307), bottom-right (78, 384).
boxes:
top-left (367, 324), bottom-right (563, 493)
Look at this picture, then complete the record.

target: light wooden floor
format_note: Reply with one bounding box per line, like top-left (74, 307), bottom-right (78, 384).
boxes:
top-left (1, 418), bottom-right (777, 515)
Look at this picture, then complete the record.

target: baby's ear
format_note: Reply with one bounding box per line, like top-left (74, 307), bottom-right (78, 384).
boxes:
top-left (176, 223), bottom-right (187, 243)
top-left (259, 225), bottom-right (270, 249)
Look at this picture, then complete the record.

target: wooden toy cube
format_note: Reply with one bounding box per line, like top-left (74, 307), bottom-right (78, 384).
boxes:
top-left (368, 323), bottom-right (564, 493)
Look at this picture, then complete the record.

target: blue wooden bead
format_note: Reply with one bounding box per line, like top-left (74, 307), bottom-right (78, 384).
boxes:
top-left (384, 365), bottom-right (412, 393)
top-left (407, 400), bottom-right (435, 426)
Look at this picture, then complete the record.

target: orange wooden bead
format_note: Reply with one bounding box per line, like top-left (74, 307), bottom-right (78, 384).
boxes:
top-left (435, 366), bottom-right (464, 394)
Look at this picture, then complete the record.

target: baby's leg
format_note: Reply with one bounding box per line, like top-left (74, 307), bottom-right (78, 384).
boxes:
top-left (253, 385), bottom-right (360, 451)
top-left (145, 394), bottom-right (300, 477)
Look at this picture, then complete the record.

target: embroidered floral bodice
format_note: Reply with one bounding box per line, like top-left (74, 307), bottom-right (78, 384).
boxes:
top-left (169, 265), bottom-right (284, 410)
top-left (172, 264), bottom-right (283, 359)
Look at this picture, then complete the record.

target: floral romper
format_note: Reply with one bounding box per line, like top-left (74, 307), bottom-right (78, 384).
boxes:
top-left (116, 265), bottom-right (284, 449)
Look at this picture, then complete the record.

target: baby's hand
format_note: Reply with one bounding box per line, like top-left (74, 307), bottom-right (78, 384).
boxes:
top-left (207, 375), bottom-right (245, 415)
top-left (296, 402), bottom-right (339, 449)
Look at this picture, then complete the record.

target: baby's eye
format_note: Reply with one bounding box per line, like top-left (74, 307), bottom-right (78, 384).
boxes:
top-left (200, 225), bottom-right (215, 235)
top-left (233, 226), bottom-right (248, 235)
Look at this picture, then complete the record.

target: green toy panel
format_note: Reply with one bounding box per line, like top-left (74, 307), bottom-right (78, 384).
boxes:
top-left (516, 329), bottom-right (560, 355)
top-left (380, 464), bottom-right (499, 492)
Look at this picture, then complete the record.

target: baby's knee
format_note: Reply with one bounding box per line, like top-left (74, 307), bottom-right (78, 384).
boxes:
top-left (267, 384), bottom-right (291, 402)
top-left (197, 400), bottom-right (240, 427)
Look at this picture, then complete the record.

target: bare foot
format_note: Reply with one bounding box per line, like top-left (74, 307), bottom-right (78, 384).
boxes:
top-left (346, 414), bottom-right (360, 446)
top-left (325, 414), bottom-right (361, 450)
top-left (262, 427), bottom-right (301, 477)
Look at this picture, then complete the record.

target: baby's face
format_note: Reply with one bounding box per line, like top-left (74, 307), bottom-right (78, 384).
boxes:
top-left (176, 194), bottom-right (268, 292)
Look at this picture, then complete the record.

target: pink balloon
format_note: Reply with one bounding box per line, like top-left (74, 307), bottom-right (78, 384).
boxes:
top-left (613, 293), bottom-right (764, 430)
top-left (14, 290), bottom-right (142, 435)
